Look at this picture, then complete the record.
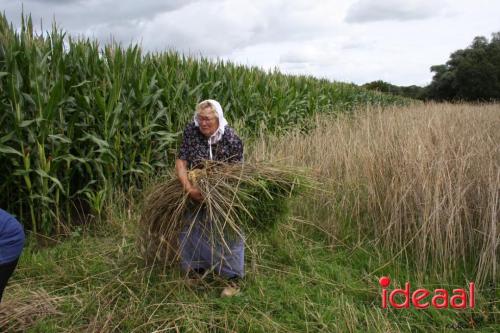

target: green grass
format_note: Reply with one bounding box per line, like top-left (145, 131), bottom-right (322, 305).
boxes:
top-left (5, 211), bottom-right (498, 332)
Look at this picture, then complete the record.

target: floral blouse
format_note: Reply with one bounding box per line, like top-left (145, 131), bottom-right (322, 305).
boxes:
top-left (178, 122), bottom-right (244, 169)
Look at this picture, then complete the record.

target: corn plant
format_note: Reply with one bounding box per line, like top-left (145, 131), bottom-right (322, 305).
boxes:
top-left (0, 13), bottom-right (415, 234)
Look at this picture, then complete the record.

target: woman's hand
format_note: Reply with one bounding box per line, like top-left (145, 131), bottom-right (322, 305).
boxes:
top-left (187, 186), bottom-right (203, 202)
top-left (176, 159), bottom-right (203, 202)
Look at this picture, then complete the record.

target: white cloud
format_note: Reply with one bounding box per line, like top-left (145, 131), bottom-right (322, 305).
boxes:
top-left (345, 0), bottom-right (447, 23)
top-left (139, 0), bottom-right (346, 56)
top-left (3, 0), bottom-right (195, 31)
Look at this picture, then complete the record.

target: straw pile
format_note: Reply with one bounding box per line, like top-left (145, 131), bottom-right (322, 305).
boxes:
top-left (0, 289), bottom-right (62, 332)
top-left (138, 161), bottom-right (305, 267)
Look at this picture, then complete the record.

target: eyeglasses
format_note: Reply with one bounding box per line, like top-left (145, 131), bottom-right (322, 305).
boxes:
top-left (197, 116), bottom-right (216, 123)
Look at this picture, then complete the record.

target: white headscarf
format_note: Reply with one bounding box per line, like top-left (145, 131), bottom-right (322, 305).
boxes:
top-left (193, 99), bottom-right (229, 159)
top-left (193, 99), bottom-right (228, 144)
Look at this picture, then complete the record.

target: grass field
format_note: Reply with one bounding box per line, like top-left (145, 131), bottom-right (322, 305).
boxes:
top-left (2, 103), bottom-right (499, 332)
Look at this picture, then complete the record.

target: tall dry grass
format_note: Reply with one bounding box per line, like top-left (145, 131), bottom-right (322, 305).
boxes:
top-left (252, 103), bottom-right (500, 285)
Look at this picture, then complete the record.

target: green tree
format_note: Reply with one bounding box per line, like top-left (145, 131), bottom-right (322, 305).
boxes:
top-left (427, 33), bottom-right (500, 101)
top-left (362, 80), bottom-right (425, 100)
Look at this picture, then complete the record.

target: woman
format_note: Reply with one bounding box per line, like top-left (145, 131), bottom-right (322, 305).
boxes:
top-left (176, 99), bottom-right (244, 297)
top-left (0, 208), bottom-right (25, 302)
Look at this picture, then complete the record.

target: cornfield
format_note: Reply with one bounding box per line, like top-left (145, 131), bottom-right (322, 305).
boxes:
top-left (0, 14), bottom-right (414, 234)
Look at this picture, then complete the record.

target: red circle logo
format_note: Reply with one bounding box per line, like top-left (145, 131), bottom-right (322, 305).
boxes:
top-left (379, 276), bottom-right (391, 287)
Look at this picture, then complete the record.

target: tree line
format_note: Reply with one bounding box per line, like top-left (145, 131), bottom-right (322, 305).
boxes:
top-left (363, 32), bottom-right (500, 101)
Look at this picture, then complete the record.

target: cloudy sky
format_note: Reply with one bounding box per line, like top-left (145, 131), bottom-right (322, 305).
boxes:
top-left (3, 0), bottom-right (500, 86)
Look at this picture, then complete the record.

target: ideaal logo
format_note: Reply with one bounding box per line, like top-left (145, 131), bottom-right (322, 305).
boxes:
top-left (379, 276), bottom-right (475, 309)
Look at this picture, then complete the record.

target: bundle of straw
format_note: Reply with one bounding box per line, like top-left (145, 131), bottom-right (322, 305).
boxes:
top-left (138, 161), bottom-right (305, 267)
top-left (0, 290), bottom-right (62, 332)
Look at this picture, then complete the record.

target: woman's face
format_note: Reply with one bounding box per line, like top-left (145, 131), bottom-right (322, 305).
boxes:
top-left (197, 107), bottom-right (219, 138)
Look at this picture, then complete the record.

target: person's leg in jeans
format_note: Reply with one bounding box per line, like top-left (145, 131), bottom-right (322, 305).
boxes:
top-left (0, 258), bottom-right (20, 302)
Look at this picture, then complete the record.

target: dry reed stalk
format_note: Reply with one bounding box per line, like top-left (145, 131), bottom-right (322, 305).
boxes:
top-left (252, 102), bottom-right (500, 285)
